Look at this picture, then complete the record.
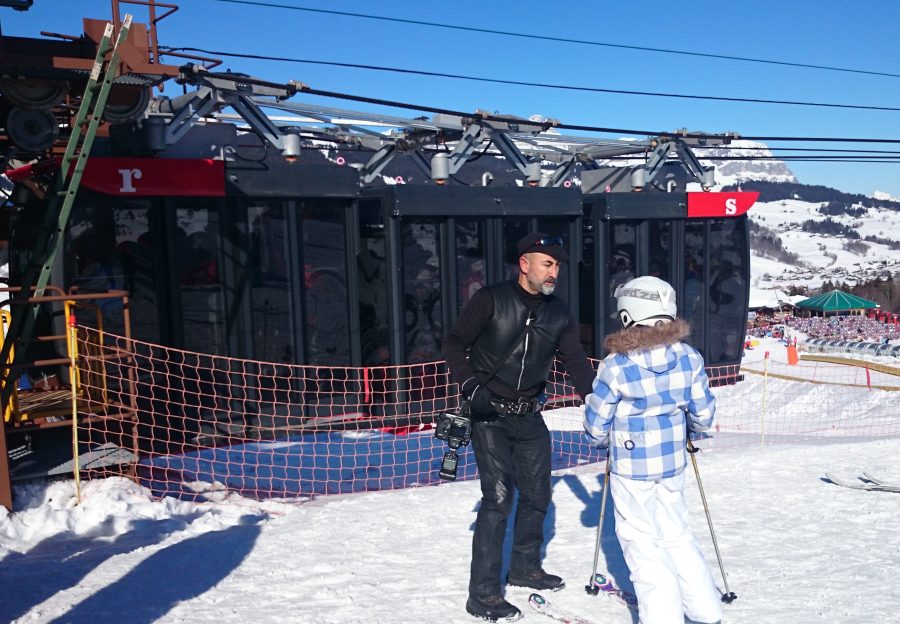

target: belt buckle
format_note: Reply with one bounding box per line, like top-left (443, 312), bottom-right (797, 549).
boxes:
top-left (513, 398), bottom-right (532, 416)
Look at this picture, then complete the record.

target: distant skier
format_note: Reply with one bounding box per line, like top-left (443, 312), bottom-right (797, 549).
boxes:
top-left (584, 276), bottom-right (722, 624)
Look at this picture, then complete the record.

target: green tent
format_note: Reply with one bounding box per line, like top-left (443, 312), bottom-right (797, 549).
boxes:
top-left (794, 289), bottom-right (879, 316)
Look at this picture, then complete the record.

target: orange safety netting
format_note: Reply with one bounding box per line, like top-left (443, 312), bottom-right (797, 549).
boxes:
top-left (72, 327), bottom-right (900, 500)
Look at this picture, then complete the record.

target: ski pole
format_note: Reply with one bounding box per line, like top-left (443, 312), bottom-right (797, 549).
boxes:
top-left (585, 451), bottom-right (611, 595)
top-left (687, 439), bottom-right (737, 603)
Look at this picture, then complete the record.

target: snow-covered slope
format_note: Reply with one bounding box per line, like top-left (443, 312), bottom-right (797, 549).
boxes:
top-left (749, 197), bottom-right (900, 290)
top-left (680, 139), bottom-right (900, 292)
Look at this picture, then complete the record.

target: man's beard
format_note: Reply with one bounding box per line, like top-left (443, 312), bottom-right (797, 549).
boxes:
top-left (540, 282), bottom-right (556, 295)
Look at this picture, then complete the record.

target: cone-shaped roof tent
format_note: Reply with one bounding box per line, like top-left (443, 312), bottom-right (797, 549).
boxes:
top-left (795, 289), bottom-right (879, 315)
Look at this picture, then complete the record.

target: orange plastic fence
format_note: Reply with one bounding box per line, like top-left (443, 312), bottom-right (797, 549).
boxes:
top-left (73, 327), bottom-right (900, 500)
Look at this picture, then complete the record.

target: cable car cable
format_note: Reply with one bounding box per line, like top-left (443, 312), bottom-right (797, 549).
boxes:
top-left (164, 47), bottom-right (900, 114)
top-left (166, 53), bottom-right (900, 145)
top-left (209, 0), bottom-right (900, 81)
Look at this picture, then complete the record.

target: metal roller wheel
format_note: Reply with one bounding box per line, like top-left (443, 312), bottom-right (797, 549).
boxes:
top-left (0, 79), bottom-right (67, 110)
top-left (102, 85), bottom-right (151, 124)
top-left (6, 107), bottom-right (60, 154)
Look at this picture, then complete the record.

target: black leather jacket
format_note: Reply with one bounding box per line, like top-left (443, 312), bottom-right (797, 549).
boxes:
top-left (466, 281), bottom-right (570, 396)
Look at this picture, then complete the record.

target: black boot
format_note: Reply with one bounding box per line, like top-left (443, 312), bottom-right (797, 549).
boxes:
top-left (507, 568), bottom-right (565, 591)
top-left (465, 594), bottom-right (523, 622)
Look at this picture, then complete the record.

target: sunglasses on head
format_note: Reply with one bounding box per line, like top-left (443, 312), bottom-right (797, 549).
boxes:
top-left (532, 236), bottom-right (564, 247)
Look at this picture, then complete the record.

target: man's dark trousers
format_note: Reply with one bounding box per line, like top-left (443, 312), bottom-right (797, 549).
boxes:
top-left (468, 411), bottom-right (552, 597)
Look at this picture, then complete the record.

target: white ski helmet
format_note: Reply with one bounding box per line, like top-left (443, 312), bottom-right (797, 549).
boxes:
top-left (615, 275), bottom-right (677, 328)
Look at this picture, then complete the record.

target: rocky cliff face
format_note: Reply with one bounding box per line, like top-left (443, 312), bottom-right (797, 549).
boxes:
top-left (696, 139), bottom-right (798, 186)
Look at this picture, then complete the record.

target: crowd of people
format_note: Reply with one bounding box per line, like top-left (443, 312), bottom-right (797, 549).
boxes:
top-left (749, 313), bottom-right (900, 344)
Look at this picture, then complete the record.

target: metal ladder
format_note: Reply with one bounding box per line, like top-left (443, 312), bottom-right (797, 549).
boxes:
top-left (0, 15), bottom-right (134, 512)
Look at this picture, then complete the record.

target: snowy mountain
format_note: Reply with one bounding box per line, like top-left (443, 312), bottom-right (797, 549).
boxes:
top-left (873, 190), bottom-right (900, 203)
top-left (699, 139), bottom-right (798, 187)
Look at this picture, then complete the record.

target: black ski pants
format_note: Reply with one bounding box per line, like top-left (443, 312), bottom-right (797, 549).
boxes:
top-left (468, 411), bottom-right (552, 598)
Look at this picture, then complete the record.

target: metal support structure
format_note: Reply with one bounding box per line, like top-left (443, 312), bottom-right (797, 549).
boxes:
top-left (360, 144), bottom-right (398, 184)
top-left (674, 140), bottom-right (716, 188)
top-left (639, 138), bottom-right (716, 190)
top-left (408, 149), bottom-right (438, 181)
top-left (444, 124), bottom-right (487, 174)
top-left (150, 64), bottom-right (302, 153)
top-left (246, 100), bottom-right (682, 187)
top-left (153, 87), bottom-right (222, 146)
top-left (491, 132), bottom-right (540, 183)
top-left (0, 16), bottom-right (133, 513)
top-left (550, 156), bottom-right (577, 187)
top-left (641, 140), bottom-right (677, 186)
top-left (146, 74), bottom-right (735, 188)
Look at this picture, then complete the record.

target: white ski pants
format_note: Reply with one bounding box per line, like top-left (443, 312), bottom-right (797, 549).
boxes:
top-left (610, 472), bottom-right (722, 624)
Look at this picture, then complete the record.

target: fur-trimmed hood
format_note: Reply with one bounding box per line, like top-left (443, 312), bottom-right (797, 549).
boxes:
top-left (604, 319), bottom-right (691, 356)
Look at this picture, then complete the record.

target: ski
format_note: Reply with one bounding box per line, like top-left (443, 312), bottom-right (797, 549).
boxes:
top-left (825, 473), bottom-right (900, 493)
top-left (590, 573), bottom-right (638, 611)
top-left (862, 471), bottom-right (900, 488)
top-left (528, 593), bottom-right (597, 624)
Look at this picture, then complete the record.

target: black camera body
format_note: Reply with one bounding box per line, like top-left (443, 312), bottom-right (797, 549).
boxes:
top-left (435, 413), bottom-right (472, 449)
top-left (435, 408), bottom-right (473, 481)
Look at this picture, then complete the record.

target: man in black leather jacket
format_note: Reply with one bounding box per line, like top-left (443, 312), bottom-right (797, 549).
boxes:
top-left (442, 232), bottom-right (595, 622)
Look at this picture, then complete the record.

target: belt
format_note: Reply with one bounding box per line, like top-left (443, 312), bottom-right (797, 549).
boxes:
top-left (488, 396), bottom-right (543, 417)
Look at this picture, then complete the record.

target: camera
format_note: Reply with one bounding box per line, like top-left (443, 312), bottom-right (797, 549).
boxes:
top-left (435, 413), bottom-right (472, 449)
top-left (434, 410), bottom-right (472, 481)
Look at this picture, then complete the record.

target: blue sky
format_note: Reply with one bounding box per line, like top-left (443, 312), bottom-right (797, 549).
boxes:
top-left (5, 0), bottom-right (900, 197)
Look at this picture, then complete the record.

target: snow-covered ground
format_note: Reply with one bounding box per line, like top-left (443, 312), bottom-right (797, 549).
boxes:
top-left (748, 197), bottom-right (900, 291)
top-left (3, 343), bottom-right (900, 624)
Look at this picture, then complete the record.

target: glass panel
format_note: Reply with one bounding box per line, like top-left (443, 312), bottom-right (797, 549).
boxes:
top-left (66, 197), bottom-right (154, 342)
top-left (683, 221), bottom-right (706, 351)
top-left (402, 220), bottom-right (442, 363)
top-left (301, 200), bottom-right (349, 365)
top-left (246, 200), bottom-right (294, 363)
top-left (607, 222), bottom-right (637, 328)
top-left (708, 217), bottom-right (749, 363)
top-left (173, 199), bottom-right (225, 354)
top-left (647, 221), bottom-right (672, 282)
top-left (502, 219), bottom-right (531, 280)
top-left (455, 220), bottom-right (486, 312)
top-left (578, 226), bottom-right (595, 356)
top-left (358, 201), bottom-right (389, 366)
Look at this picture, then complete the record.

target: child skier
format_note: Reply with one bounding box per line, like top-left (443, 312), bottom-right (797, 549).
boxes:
top-left (584, 276), bottom-right (722, 624)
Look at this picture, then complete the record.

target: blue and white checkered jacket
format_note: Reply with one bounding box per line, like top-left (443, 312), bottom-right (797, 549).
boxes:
top-left (583, 321), bottom-right (715, 481)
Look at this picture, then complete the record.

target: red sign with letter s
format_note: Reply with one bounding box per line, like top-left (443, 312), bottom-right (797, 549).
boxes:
top-left (686, 191), bottom-right (759, 218)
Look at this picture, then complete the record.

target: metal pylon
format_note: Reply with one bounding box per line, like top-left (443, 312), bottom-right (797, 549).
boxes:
top-left (0, 15), bottom-right (134, 512)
